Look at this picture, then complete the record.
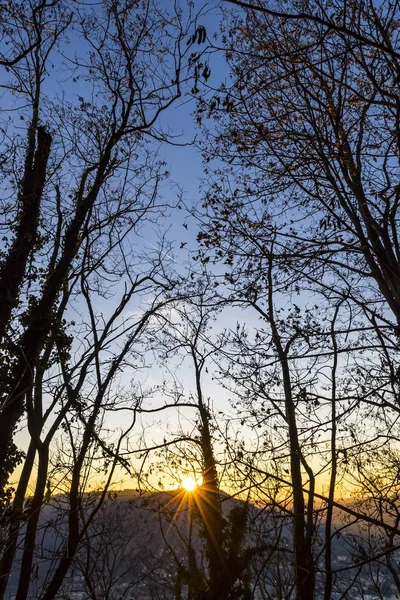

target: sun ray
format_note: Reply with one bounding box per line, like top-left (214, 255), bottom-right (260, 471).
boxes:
top-left (162, 488), bottom-right (190, 539)
top-left (191, 486), bottom-right (226, 561)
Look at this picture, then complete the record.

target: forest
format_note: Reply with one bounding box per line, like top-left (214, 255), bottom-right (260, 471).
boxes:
top-left (0, 0), bottom-right (399, 599)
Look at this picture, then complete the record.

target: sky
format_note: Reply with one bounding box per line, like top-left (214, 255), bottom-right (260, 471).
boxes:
top-left (3, 0), bottom-right (367, 500)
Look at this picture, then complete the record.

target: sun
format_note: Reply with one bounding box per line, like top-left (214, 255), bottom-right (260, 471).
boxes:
top-left (181, 477), bottom-right (197, 492)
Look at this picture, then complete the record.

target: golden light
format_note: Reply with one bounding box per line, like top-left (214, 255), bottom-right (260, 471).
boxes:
top-left (181, 476), bottom-right (197, 492)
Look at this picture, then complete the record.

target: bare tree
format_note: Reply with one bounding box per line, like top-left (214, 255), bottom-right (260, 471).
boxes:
top-left (0, 1), bottom-right (211, 597)
top-left (0, 0), bottom-right (208, 503)
top-left (194, 2), bottom-right (400, 596)
top-left (199, 0), bottom-right (400, 328)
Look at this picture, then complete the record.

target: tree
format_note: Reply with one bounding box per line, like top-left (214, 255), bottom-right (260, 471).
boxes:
top-left (194, 1), bottom-right (400, 597)
top-left (147, 289), bottom-right (315, 599)
top-left (0, 0), bottom-right (208, 502)
top-left (0, 0), bottom-right (209, 597)
top-left (200, 0), bottom-right (400, 328)
top-left (143, 290), bottom-right (254, 599)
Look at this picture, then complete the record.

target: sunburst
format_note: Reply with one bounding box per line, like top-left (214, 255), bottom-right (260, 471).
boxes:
top-left (181, 476), bottom-right (197, 492)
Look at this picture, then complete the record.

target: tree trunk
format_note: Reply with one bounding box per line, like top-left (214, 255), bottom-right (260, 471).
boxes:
top-left (15, 445), bottom-right (49, 600)
top-left (0, 126), bottom-right (51, 345)
top-left (0, 141), bottom-right (115, 498)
